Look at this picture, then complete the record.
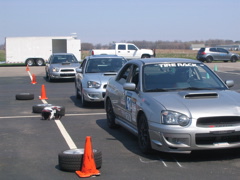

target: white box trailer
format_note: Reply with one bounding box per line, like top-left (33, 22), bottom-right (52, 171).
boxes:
top-left (5, 36), bottom-right (81, 66)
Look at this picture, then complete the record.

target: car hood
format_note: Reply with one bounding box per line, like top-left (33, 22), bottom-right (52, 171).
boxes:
top-left (84, 72), bottom-right (117, 83)
top-left (149, 90), bottom-right (240, 118)
top-left (50, 63), bottom-right (80, 68)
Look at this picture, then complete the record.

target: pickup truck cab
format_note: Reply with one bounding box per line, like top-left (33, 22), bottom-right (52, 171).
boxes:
top-left (90, 43), bottom-right (155, 60)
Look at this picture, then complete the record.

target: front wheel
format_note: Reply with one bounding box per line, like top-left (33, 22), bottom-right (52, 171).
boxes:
top-left (138, 114), bottom-right (152, 154)
top-left (230, 56), bottom-right (237, 62)
top-left (106, 98), bottom-right (119, 128)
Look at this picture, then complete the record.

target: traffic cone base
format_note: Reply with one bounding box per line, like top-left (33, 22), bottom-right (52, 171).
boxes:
top-left (31, 74), bottom-right (37, 84)
top-left (39, 84), bottom-right (48, 100)
top-left (75, 136), bottom-right (101, 178)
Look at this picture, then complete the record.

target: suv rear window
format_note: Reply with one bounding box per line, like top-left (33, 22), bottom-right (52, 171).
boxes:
top-left (199, 48), bottom-right (205, 52)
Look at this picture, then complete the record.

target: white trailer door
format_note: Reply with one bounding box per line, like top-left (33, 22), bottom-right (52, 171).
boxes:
top-left (67, 39), bottom-right (81, 61)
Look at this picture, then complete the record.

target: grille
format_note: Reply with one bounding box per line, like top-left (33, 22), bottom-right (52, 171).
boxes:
top-left (197, 116), bottom-right (240, 127)
top-left (60, 73), bottom-right (75, 77)
top-left (61, 69), bottom-right (74, 72)
top-left (196, 131), bottom-right (240, 145)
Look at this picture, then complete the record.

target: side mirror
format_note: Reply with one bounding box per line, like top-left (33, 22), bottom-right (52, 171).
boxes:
top-left (225, 80), bottom-right (234, 88)
top-left (76, 68), bottom-right (83, 73)
top-left (123, 83), bottom-right (136, 91)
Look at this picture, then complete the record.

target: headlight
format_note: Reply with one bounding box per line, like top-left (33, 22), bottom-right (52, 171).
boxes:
top-left (52, 68), bottom-right (59, 72)
top-left (161, 110), bottom-right (190, 126)
top-left (87, 81), bottom-right (101, 88)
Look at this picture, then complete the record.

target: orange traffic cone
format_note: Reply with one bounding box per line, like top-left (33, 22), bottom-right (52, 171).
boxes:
top-left (26, 65), bottom-right (30, 71)
top-left (31, 74), bottom-right (37, 84)
top-left (75, 136), bottom-right (100, 178)
top-left (39, 84), bottom-right (48, 100)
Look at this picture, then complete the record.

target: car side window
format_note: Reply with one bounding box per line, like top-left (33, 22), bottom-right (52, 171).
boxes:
top-left (80, 59), bottom-right (87, 72)
top-left (218, 48), bottom-right (228, 53)
top-left (116, 64), bottom-right (132, 85)
top-left (209, 48), bottom-right (217, 52)
top-left (128, 45), bottom-right (137, 50)
top-left (130, 65), bottom-right (139, 88)
top-left (118, 45), bottom-right (126, 50)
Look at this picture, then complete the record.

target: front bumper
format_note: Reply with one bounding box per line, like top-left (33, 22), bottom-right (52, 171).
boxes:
top-left (149, 122), bottom-right (240, 153)
top-left (49, 71), bottom-right (76, 79)
top-left (82, 87), bottom-right (106, 102)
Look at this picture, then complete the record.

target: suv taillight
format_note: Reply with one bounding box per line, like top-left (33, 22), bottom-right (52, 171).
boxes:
top-left (92, 51), bottom-right (94, 55)
top-left (201, 52), bottom-right (206, 55)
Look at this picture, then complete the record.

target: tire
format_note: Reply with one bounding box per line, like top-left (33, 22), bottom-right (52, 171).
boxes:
top-left (16, 93), bottom-right (34, 100)
top-left (81, 88), bottom-right (88, 107)
top-left (58, 149), bottom-right (102, 172)
top-left (36, 59), bottom-right (44, 66)
top-left (141, 54), bottom-right (150, 58)
top-left (75, 85), bottom-right (81, 99)
top-left (47, 73), bottom-right (53, 82)
top-left (138, 114), bottom-right (152, 154)
top-left (106, 98), bottom-right (119, 128)
top-left (206, 56), bottom-right (213, 63)
top-left (32, 104), bottom-right (53, 113)
top-left (230, 56), bottom-right (237, 62)
top-left (54, 106), bottom-right (65, 116)
top-left (26, 59), bottom-right (34, 66)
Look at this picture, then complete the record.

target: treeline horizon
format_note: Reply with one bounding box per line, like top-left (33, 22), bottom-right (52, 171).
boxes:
top-left (81, 39), bottom-right (240, 50)
top-left (0, 39), bottom-right (239, 51)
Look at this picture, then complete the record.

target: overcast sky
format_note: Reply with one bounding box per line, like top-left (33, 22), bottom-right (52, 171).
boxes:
top-left (0, 0), bottom-right (239, 45)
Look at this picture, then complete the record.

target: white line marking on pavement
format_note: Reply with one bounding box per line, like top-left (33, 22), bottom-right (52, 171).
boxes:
top-left (54, 119), bottom-right (77, 149)
top-left (0, 113), bottom-right (106, 119)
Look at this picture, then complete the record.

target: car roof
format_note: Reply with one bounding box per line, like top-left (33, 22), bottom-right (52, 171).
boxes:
top-left (52, 53), bottom-right (74, 56)
top-left (128, 58), bottom-right (201, 65)
top-left (87, 55), bottom-right (125, 59)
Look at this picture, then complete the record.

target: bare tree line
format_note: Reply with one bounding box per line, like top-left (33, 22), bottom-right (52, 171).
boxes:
top-left (81, 39), bottom-right (240, 51)
top-left (0, 39), bottom-right (239, 51)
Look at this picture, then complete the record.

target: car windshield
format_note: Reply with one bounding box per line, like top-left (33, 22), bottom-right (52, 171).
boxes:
top-left (51, 55), bottom-right (78, 64)
top-left (85, 58), bottom-right (126, 73)
top-left (143, 62), bottom-right (228, 92)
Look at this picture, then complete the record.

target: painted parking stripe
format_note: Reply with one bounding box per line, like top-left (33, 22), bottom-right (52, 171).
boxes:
top-left (54, 119), bottom-right (77, 149)
top-left (0, 113), bottom-right (106, 119)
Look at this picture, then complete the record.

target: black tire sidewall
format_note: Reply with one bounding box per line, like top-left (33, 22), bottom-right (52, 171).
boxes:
top-left (16, 93), bottom-right (34, 100)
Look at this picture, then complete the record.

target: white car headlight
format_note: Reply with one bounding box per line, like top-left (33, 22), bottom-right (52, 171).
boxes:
top-left (87, 81), bottom-right (101, 88)
top-left (161, 110), bottom-right (190, 126)
top-left (52, 68), bottom-right (59, 72)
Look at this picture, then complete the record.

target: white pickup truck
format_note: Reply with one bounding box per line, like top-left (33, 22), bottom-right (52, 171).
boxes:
top-left (90, 43), bottom-right (155, 59)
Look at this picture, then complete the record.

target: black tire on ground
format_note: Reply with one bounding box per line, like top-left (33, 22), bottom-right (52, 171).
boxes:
top-left (138, 113), bottom-right (152, 154)
top-left (106, 98), bottom-right (119, 129)
top-left (16, 93), bottom-right (34, 100)
top-left (230, 56), bottom-right (237, 62)
top-left (206, 56), bottom-right (213, 63)
top-left (32, 104), bottom-right (53, 113)
top-left (58, 149), bottom-right (102, 172)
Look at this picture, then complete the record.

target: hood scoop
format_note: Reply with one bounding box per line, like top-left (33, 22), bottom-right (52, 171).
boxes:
top-left (103, 72), bottom-right (117, 76)
top-left (62, 62), bottom-right (71, 65)
top-left (179, 92), bottom-right (219, 99)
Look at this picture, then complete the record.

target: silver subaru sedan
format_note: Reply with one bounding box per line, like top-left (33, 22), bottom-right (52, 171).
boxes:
top-left (104, 58), bottom-right (240, 154)
top-left (75, 55), bottom-right (127, 107)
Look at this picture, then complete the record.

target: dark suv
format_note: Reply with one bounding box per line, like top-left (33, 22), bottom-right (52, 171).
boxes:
top-left (197, 47), bottom-right (239, 63)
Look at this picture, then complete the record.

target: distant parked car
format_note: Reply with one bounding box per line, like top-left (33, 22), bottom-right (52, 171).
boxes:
top-left (75, 55), bottom-right (127, 106)
top-left (197, 47), bottom-right (239, 63)
top-left (45, 53), bottom-right (80, 82)
top-left (104, 58), bottom-right (240, 154)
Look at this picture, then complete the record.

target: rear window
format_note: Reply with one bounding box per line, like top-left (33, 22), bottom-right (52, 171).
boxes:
top-left (198, 48), bottom-right (205, 52)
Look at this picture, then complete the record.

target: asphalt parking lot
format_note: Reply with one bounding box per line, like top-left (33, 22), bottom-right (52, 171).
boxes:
top-left (1, 62), bottom-right (240, 180)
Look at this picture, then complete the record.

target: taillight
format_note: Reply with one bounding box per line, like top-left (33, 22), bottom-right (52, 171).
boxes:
top-left (92, 51), bottom-right (94, 55)
top-left (201, 52), bottom-right (206, 55)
